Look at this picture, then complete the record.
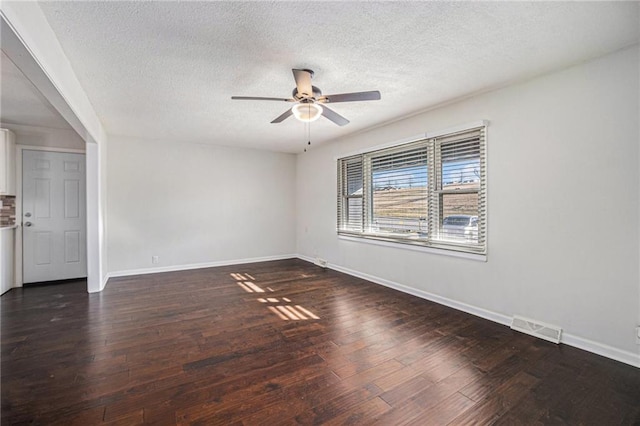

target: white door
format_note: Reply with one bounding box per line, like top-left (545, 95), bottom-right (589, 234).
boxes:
top-left (22, 150), bottom-right (87, 283)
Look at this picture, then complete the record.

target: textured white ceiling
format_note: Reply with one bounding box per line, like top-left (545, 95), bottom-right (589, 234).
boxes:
top-left (0, 50), bottom-right (73, 130)
top-left (37, 1), bottom-right (639, 153)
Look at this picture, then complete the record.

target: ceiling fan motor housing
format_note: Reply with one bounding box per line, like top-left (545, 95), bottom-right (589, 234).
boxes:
top-left (293, 85), bottom-right (322, 101)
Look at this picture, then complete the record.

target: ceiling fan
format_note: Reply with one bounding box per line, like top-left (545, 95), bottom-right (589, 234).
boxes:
top-left (231, 69), bottom-right (381, 126)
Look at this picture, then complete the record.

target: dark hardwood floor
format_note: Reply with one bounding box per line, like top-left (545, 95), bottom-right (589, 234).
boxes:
top-left (2, 259), bottom-right (640, 425)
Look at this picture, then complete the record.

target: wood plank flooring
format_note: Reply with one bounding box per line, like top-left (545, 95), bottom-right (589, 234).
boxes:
top-left (2, 258), bottom-right (640, 425)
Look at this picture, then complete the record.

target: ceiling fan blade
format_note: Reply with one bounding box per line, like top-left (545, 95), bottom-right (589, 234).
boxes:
top-left (319, 90), bottom-right (381, 103)
top-left (321, 105), bottom-right (350, 126)
top-left (271, 108), bottom-right (293, 123)
top-left (232, 96), bottom-right (294, 102)
top-left (292, 69), bottom-right (313, 98)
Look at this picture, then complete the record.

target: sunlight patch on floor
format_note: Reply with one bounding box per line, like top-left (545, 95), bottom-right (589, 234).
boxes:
top-left (276, 306), bottom-right (301, 320)
top-left (233, 272), bottom-right (320, 321)
top-left (294, 305), bottom-right (320, 320)
top-left (237, 282), bottom-right (253, 293)
top-left (230, 273), bottom-right (247, 281)
top-left (244, 282), bottom-right (265, 293)
top-left (268, 306), bottom-right (289, 320)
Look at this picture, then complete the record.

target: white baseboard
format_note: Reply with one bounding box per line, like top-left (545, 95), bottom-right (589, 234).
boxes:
top-left (105, 254), bottom-right (297, 281)
top-left (561, 333), bottom-right (640, 368)
top-left (297, 255), bottom-right (640, 369)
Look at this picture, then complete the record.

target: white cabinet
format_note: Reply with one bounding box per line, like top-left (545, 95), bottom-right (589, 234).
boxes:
top-left (0, 129), bottom-right (16, 195)
top-left (1, 227), bottom-right (15, 295)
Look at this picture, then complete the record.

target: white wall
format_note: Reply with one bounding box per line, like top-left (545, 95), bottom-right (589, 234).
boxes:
top-left (297, 46), bottom-right (640, 365)
top-left (2, 2), bottom-right (108, 293)
top-left (107, 137), bottom-right (296, 274)
top-left (86, 142), bottom-right (102, 292)
top-left (99, 132), bottom-right (108, 286)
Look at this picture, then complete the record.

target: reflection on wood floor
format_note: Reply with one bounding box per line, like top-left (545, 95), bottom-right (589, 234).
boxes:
top-left (2, 258), bottom-right (639, 424)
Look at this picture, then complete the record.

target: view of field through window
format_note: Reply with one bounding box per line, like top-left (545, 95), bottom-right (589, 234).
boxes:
top-left (371, 147), bottom-right (427, 234)
top-left (371, 139), bottom-right (480, 239)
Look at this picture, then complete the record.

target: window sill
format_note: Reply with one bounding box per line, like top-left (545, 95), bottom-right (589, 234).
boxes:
top-left (337, 234), bottom-right (487, 262)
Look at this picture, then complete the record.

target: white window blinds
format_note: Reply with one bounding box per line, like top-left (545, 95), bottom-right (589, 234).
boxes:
top-left (433, 127), bottom-right (485, 248)
top-left (338, 124), bottom-right (487, 255)
top-left (337, 156), bottom-right (364, 232)
top-left (370, 143), bottom-right (428, 235)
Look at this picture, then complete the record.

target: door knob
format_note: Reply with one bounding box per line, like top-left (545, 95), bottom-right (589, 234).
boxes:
top-left (24, 222), bottom-right (33, 227)
top-left (25, 212), bottom-right (32, 217)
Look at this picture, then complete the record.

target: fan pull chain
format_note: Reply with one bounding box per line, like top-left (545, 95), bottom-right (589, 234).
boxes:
top-left (304, 121), bottom-right (308, 152)
top-left (304, 119), bottom-right (312, 153)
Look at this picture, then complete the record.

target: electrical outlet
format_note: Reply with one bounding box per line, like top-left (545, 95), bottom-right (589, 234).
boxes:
top-left (152, 256), bottom-right (159, 264)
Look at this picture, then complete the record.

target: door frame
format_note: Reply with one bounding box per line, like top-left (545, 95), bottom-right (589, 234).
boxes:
top-left (15, 144), bottom-right (86, 288)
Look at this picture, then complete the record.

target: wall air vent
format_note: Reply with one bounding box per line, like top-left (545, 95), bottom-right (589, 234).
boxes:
top-left (315, 258), bottom-right (328, 268)
top-left (511, 315), bottom-right (562, 344)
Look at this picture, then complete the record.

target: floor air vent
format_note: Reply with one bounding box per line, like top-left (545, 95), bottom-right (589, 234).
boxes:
top-left (511, 315), bottom-right (562, 344)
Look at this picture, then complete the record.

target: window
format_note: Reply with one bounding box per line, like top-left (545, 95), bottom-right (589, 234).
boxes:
top-left (337, 156), bottom-right (364, 232)
top-left (337, 125), bottom-right (486, 254)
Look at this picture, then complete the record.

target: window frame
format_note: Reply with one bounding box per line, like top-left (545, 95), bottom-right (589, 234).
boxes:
top-left (336, 121), bottom-right (487, 257)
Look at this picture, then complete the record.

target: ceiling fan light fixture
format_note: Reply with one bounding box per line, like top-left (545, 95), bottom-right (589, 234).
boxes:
top-left (292, 103), bottom-right (323, 122)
